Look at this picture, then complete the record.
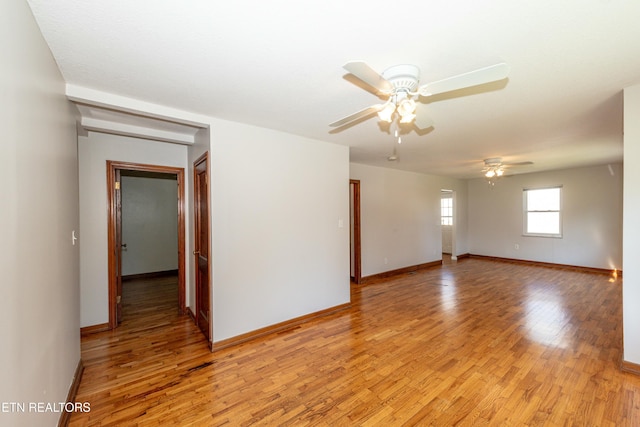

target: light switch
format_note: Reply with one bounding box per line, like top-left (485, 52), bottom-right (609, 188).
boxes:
top-left (338, 219), bottom-right (344, 228)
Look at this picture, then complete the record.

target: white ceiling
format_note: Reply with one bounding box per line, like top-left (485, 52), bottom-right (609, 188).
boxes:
top-left (27, 0), bottom-right (640, 178)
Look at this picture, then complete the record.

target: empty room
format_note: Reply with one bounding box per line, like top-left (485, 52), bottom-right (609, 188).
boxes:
top-left (3, 0), bottom-right (640, 425)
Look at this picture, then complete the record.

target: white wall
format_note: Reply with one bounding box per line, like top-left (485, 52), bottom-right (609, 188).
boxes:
top-left (468, 164), bottom-right (623, 270)
top-left (121, 175), bottom-right (178, 276)
top-left (78, 132), bottom-right (189, 327)
top-left (0, 1), bottom-right (80, 425)
top-left (623, 85), bottom-right (640, 365)
top-left (209, 119), bottom-right (350, 341)
top-left (350, 163), bottom-right (468, 277)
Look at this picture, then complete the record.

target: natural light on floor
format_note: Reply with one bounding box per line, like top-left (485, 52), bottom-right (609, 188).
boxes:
top-left (525, 292), bottom-right (570, 349)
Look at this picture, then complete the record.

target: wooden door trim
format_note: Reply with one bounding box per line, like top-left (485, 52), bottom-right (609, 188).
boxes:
top-left (107, 160), bottom-right (186, 329)
top-left (193, 152), bottom-right (212, 343)
top-left (350, 179), bottom-right (362, 284)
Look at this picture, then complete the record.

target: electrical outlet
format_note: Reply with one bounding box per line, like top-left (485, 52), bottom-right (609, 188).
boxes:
top-left (384, 257), bottom-right (388, 264)
top-left (514, 243), bottom-right (519, 250)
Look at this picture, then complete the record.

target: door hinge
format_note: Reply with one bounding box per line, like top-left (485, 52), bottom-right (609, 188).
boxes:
top-left (115, 181), bottom-right (120, 190)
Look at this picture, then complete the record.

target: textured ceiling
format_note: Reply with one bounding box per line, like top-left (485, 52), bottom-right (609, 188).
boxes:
top-left (27, 0), bottom-right (640, 178)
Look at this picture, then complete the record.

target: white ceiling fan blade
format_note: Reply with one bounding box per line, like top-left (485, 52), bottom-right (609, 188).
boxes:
top-left (413, 103), bottom-right (434, 130)
top-left (504, 161), bottom-right (534, 166)
top-left (329, 104), bottom-right (384, 127)
top-left (343, 61), bottom-right (394, 94)
top-left (419, 63), bottom-right (510, 96)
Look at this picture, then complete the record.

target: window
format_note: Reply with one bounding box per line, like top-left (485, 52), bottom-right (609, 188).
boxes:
top-left (523, 186), bottom-right (562, 237)
top-left (441, 195), bottom-right (453, 226)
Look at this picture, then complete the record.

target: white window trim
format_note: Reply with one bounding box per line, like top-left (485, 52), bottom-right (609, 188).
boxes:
top-left (522, 186), bottom-right (563, 238)
top-left (441, 195), bottom-right (453, 226)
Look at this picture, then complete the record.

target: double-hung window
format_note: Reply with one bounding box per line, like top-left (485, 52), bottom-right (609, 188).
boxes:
top-left (523, 186), bottom-right (562, 237)
top-left (441, 196), bottom-right (453, 226)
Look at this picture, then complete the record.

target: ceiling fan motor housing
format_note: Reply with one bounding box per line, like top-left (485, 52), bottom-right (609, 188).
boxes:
top-left (382, 64), bottom-right (420, 93)
top-left (484, 157), bottom-right (503, 167)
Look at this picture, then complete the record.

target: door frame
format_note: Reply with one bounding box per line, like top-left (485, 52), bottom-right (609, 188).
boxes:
top-left (106, 160), bottom-right (186, 329)
top-left (350, 179), bottom-right (362, 284)
top-left (193, 152), bottom-right (212, 342)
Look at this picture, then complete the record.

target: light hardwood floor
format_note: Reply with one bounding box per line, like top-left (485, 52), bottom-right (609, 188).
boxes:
top-left (70, 258), bottom-right (640, 426)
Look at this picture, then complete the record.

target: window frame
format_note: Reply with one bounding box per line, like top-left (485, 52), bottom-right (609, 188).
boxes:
top-left (441, 195), bottom-right (453, 226)
top-left (522, 186), bottom-right (563, 238)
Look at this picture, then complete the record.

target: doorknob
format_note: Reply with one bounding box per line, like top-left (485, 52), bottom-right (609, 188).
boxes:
top-left (193, 250), bottom-right (200, 255)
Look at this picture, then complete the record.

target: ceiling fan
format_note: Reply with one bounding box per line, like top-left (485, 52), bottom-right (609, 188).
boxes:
top-left (330, 61), bottom-right (510, 130)
top-left (483, 157), bottom-right (533, 185)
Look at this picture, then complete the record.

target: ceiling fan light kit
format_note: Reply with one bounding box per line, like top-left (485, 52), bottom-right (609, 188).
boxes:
top-left (397, 98), bottom-right (417, 123)
top-left (484, 168), bottom-right (504, 178)
top-left (377, 102), bottom-right (396, 122)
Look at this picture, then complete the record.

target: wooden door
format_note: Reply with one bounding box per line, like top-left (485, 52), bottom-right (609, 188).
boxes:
top-left (350, 180), bottom-right (362, 284)
top-left (194, 154), bottom-right (211, 341)
top-left (115, 169), bottom-right (123, 323)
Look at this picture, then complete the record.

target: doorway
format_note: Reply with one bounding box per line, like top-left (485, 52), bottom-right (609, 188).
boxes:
top-left (107, 161), bottom-right (186, 330)
top-left (441, 190), bottom-right (456, 260)
top-left (350, 180), bottom-right (362, 284)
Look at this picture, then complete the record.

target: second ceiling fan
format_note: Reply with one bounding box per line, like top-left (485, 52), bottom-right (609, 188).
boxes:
top-left (330, 61), bottom-right (510, 130)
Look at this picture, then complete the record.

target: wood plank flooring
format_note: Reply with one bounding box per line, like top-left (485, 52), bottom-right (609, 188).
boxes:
top-left (70, 258), bottom-right (640, 426)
